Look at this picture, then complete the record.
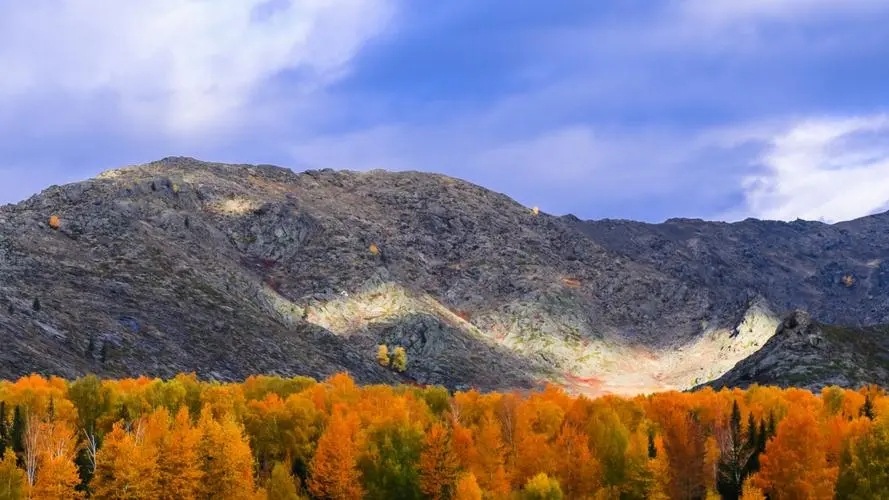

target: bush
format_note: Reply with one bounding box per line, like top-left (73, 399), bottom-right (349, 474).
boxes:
top-left (392, 347), bottom-right (407, 373)
top-left (376, 345), bottom-right (390, 367)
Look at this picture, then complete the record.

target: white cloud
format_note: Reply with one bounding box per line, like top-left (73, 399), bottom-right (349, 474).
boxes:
top-left (733, 115), bottom-right (889, 222)
top-left (0, 0), bottom-right (395, 135)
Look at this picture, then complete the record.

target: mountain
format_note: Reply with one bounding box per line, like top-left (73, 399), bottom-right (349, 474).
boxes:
top-left (0, 157), bottom-right (887, 393)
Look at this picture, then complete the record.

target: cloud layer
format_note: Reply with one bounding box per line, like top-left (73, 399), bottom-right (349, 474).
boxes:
top-left (0, 0), bottom-right (394, 135)
top-left (1, 0), bottom-right (888, 223)
top-left (735, 115), bottom-right (889, 222)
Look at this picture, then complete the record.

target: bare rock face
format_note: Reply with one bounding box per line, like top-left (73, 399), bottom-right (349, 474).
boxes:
top-left (1, 157), bottom-right (888, 392)
top-left (569, 215), bottom-right (889, 327)
top-left (705, 311), bottom-right (889, 391)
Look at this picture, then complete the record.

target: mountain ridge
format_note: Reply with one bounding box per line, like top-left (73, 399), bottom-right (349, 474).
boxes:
top-left (1, 157), bottom-right (887, 393)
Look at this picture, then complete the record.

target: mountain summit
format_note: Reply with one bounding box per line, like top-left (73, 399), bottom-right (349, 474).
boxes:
top-left (1, 157), bottom-right (887, 393)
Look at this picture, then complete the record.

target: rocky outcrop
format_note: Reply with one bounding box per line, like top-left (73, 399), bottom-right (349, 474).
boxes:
top-left (705, 311), bottom-right (889, 391)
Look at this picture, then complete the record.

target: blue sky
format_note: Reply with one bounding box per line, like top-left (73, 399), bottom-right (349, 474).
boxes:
top-left (1, 0), bottom-right (888, 223)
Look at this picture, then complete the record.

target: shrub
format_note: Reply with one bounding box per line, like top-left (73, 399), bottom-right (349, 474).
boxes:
top-left (392, 347), bottom-right (407, 373)
top-left (376, 345), bottom-right (390, 367)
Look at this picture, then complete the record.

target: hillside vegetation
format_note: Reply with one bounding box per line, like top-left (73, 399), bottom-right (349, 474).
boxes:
top-left (0, 373), bottom-right (886, 499)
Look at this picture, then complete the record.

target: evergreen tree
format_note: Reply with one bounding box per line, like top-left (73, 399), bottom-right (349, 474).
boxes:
top-left (647, 429), bottom-right (657, 459)
top-left (0, 402), bottom-right (7, 453)
top-left (117, 404), bottom-right (132, 431)
top-left (859, 394), bottom-right (875, 420)
top-left (47, 396), bottom-right (55, 422)
top-left (718, 401), bottom-right (753, 500)
top-left (745, 418), bottom-right (769, 476)
top-left (746, 413), bottom-right (757, 450)
top-left (10, 406), bottom-right (24, 456)
top-left (31, 297), bottom-right (40, 312)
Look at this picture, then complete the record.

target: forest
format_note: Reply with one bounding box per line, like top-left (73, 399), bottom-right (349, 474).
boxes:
top-left (0, 372), bottom-right (886, 499)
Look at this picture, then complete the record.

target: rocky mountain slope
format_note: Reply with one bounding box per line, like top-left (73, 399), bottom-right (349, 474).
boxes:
top-left (568, 214), bottom-right (889, 326)
top-left (0, 157), bottom-right (886, 392)
top-left (705, 311), bottom-right (889, 391)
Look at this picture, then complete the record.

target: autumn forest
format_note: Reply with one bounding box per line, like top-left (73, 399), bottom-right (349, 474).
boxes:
top-left (0, 373), bottom-right (886, 499)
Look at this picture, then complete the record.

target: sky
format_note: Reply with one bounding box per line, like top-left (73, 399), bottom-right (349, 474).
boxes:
top-left (1, 0), bottom-right (888, 223)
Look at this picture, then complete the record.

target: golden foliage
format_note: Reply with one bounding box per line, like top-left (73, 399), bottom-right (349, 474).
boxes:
top-left (308, 405), bottom-right (364, 500)
top-left (419, 422), bottom-right (460, 499)
top-left (24, 418), bottom-right (83, 499)
top-left (0, 373), bottom-right (883, 499)
top-left (48, 214), bottom-right (61, 230)
top-left (92, 421), bottom-right (159, 499)
top-left (454, 472), bottom-right (483, 500)
top-left (197, 408), bottom-right (259, 499)
top-left (376, 344), bottom-right (390, 367)
top-left (753, 408), bottom-right (838, 499)
top-left (521, 473), bottom-right (564, 499)
top-left (267, 461), bottom-right (304, 500)
top-left (392, 346), bottom-right (408, 373)
top-left (0, 449), bottom-right (26, 499)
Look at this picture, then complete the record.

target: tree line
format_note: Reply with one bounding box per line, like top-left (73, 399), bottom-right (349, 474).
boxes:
top-left (0, 372), bottom-right (886, 499)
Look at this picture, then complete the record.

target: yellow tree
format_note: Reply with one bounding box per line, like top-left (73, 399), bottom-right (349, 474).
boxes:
top-left (0, 449), bottom-right (25, 499)
top-left (471, 410), bottom-right (510, 498)
top-left (376, 345), bottom-right (390, 367)
top-left (308, 405), bottom-right (364, 500)
top-left (392, 347), bottom-right (408, 373)
top-left (753, 408), bottom-right (837, 500)
top-left (661, 409), bottom-right (708, 500)
top-left (156, 407), bottom-right (203, 500)
top-left (31, 419), bottom-right (82, 500)
top-left (836, 417), bottom-right (889, 499)
top-left (454, 472), bottom-right (483, 500)
top-left (511, 397), bottom-right (561, 487)
top-left (267, 461), bottom-right (304, 500)
top-left (197, 408), bottom-right (259, 499)
top-left (740, 476), bottom-right (766, 500)
top-left (553, 421), bottom-right (600, 499)
top-left (418, 422), bottom-right (460, 500)
top-left (451, 421), bottom-right (478, 471)
top-left (91, 421), bottom-right (160, 499)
